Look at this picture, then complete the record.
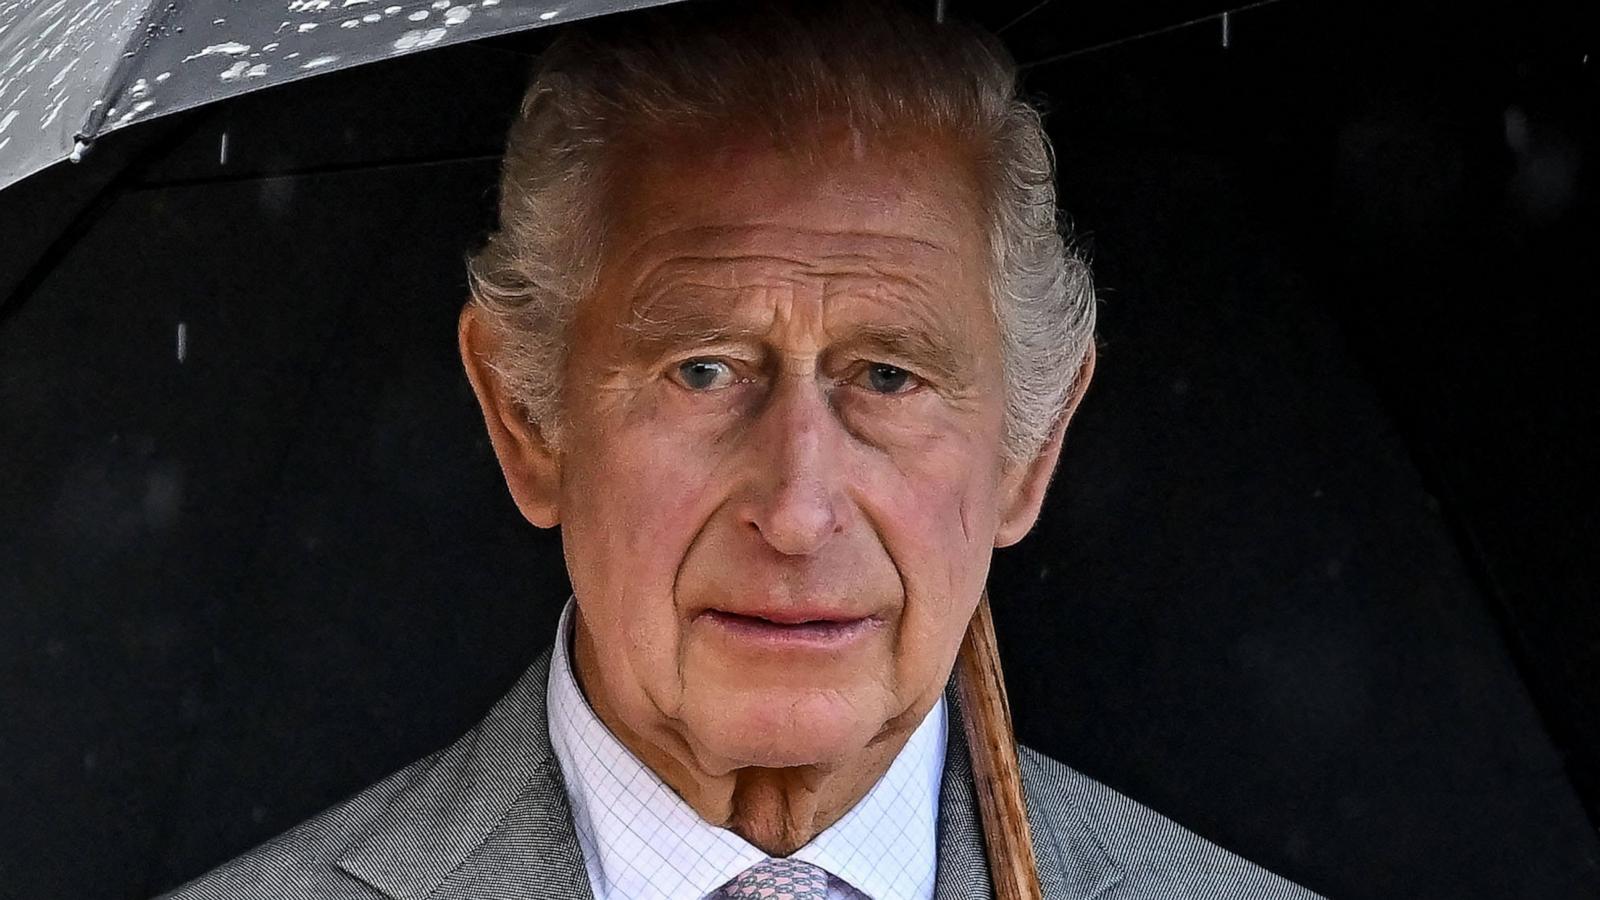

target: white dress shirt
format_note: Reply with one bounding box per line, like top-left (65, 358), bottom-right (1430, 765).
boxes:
top-left (546, 601), bottom-right (946, 900)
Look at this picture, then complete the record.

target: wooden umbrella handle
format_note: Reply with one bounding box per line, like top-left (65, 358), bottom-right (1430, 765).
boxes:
top-left (956, 591), bottom-right (1043, 900)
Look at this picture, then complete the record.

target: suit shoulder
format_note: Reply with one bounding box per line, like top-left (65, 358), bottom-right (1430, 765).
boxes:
top-left (156, 751), bottom-right (443, 900)
top-left (1017, 746), bottom-right (1323, 900)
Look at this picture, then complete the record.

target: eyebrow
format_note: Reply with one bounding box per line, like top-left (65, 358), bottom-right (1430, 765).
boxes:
top-left (619, 304), bottom-right (769, 359)
top-left (620, 306), bottom-right (972, 387)
top-left (830, 322), bottom-right (971, 386)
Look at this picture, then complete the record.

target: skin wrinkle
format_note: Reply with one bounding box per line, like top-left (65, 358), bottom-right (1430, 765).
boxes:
top-left (617, 232), bottom-right (957, 311)
top-left (620, 286), bottom-right (982, 411)
top-left (630, 252), bottom-right (953, 296)
top-left (959, 492), bottom-right (975, 548)
top-left (460, 128), bottom-right (1086, 856)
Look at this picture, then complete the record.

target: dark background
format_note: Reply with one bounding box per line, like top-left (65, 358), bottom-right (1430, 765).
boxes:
top-left (2, 0), bottom-right (1597, 896)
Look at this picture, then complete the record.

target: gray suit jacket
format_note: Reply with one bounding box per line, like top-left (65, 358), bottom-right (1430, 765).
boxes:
top-left (160, 649), bottom-right (1322, 900)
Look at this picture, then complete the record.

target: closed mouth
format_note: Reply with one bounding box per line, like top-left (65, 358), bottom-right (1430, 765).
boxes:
top-left (699, 609), bottom-right (882, 646)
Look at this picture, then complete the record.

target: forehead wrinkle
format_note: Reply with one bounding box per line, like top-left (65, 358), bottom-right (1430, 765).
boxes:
top-left (619, 299), bottom-right (772, 358)
top-left (818, 272), bottom-right (995, 396)
top-left (616, 258), bottom-right (780, 356)
top-left (820, 273), bottom-right (969, 340)
top-left (612, 224), bottom-right (962, 299)
top-left (625, 223), bottom-right (957, 261)
top-left (629, 252), bottom-right (940, 298)
top-left (613, 230), bottom-right (981, 366)
top-left (625, 255), bottom-right (811, 321)
top-left (628, 251), bottom-right (951, 322)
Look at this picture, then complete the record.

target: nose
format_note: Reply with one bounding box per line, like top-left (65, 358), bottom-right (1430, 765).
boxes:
top-left (739, 375), bottom-right (847, 556)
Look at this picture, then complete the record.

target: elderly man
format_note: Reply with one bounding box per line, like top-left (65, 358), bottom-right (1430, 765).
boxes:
top-left (164, 2), bottom-right (1319, 899)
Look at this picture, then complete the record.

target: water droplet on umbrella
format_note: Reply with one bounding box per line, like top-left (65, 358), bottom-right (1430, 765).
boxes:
top-left (181, 41), bottom-right (250, 62)
top-left (393, 27), bottom-right (447, 50)
top-left (112, 99), bottom-right (153, 125)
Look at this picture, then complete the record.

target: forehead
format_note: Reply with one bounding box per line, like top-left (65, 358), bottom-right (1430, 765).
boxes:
top-left (589, 127), bottom-right (992, 329)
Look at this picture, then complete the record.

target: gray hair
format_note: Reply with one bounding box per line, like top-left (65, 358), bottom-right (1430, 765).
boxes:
top-left (467, 0), bottom-right (1095, 461)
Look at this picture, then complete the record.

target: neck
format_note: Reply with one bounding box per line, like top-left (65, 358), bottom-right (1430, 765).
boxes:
top-left (570, 621), bottom-right (917, 855)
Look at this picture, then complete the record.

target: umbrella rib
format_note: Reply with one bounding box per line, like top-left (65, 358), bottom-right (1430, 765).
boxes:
top-left (1019, 0), bottom-right (1290, 69)
top-left (127, 152), bottom-right (506, 191)
top-left (0, 115), bottom-right (200, 331)
top-left (75, 0), bottom-right (188, 152)
top-left (995, 0), bottom-right (1056, 36)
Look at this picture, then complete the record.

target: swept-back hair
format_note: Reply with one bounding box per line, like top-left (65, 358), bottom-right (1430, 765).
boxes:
top-left (467, 0), bottom-right (1095, 460)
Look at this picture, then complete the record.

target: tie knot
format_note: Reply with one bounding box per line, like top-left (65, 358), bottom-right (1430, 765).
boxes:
top-left (717, 857), bottom-right (830, 900)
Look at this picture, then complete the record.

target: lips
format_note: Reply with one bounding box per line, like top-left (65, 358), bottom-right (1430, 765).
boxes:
top-left (698, 607), bottom-right (882, 649)
top-left (711, 605), bottom-right (862, 626)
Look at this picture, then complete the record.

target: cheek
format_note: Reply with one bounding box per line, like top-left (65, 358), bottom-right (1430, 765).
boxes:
top-left (830, 385), bottom-right (1009, 634)
top-left (847, 393), bottom-right (1004, 551)
top-left (560, 407), bottom-right (736, 623)
top-left (852, 423), bottom-right (1004, 646)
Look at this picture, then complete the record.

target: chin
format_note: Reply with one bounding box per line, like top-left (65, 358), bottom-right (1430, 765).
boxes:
top-left (689, 684), bottom-right (887, 770)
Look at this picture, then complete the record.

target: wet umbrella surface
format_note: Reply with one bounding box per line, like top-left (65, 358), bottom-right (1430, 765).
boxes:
top-left (0, 0), bottom-right (679, 187)
top-left (2, 1), bottom-right (1597, 897)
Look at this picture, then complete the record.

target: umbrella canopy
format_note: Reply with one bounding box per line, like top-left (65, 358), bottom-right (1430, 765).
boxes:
top-left (0, 0), bottom-right (679, 188)
top-left (0, 0), bottom-right (1270, 191)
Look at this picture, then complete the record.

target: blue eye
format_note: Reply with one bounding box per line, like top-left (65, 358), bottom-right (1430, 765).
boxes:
top-left (676, 359), bottom-right (734, 391)
top-left (862, 363), bottom-right (915, 394)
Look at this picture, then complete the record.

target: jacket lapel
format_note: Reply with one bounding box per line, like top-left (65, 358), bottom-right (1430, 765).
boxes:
top-left (935, 688), bottom-right (1124, 900)
top-left (337, 647), bottom-right (1120, 900)
top-left (336, 648), bottom-right (594, 900)
top-left (933, 697), bottom-right (996, 900)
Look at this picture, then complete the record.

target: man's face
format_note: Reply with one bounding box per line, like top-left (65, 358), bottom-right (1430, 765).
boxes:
top-left (533, 128), bottom-right (1048, 773)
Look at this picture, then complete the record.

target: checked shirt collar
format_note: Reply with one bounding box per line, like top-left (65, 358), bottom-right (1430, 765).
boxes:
top-left (546, 599), bottom-right (946, 900)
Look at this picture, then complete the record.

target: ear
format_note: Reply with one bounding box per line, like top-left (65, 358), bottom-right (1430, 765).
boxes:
top-left (994, 343), bottom-right (1096, 548)
top-left (458, 304), bottom-right (563, 528)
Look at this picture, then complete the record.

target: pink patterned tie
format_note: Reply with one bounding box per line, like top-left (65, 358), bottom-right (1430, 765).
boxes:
top-left (716, 857), bottom-right (830, 900)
